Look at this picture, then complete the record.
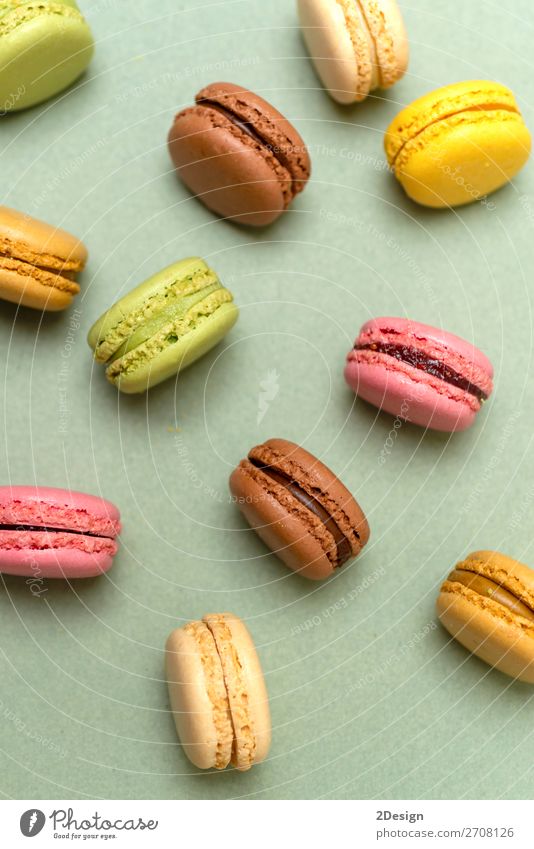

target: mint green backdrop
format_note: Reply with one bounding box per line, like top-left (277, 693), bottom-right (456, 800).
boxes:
top-left (1, 0), bottom-right (533, 800)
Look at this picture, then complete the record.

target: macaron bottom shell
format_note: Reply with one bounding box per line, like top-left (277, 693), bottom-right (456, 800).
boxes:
top-left (0, 544), bottom-right (116, 579)
top-left (0, 3), bottom-right (94, 112)
top-left (344, 358), bottom-right (478, 432)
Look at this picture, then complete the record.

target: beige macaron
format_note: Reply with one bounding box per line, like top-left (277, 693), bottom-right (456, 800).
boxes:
top-left (297, 0), bottom-right (408, 104)
top-left (165, 613), bottom-right (271, 770)
top-left (0, 206), bottom-right (87, 311)
top-left (437, 551), bottom-right (534, 683)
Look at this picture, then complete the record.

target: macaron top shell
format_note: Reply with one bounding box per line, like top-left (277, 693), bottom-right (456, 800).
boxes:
top-left (385, 80), bottom-right (521, 167)
top-left (0, 205), bottom-right (87, 270)
top-left (451, 551), bottom-right (534, 612)
top-left (195, 82), bottom-right (311, 195)
top-left (358, 317), bottom-right (494, 384)
top-left (0, 486), bottom-right (121, 537)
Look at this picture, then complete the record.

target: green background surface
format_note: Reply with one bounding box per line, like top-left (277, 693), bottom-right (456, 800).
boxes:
top-left (0, 0), bottom-right (533, 801)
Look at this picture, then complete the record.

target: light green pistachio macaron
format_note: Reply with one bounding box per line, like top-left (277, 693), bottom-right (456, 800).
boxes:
top-left (0, 0), bottom-right (94, 112)
top-left (88, 257), bottom-right (239, 394)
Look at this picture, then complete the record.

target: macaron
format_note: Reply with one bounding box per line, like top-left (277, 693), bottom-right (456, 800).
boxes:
top-left (344, 317), bottom-right (494, 432)
top-left (0, 0), bottom-right (94, 113)
top-left (0, 486), bottom-right (121, 578)
top-left (166, 613), bottom-right (271, 770)
top-left (437, 551), bottom-right (534, 683)
top-left (297, 0), bottom-right (408, 104)
top-left (229, 438), bottom-right (369, 580)
top-left (0, 205), bottom-right (87, 311)
top-left (87, 257), bottom-right (238, 394)
top-left (167, 81), bottom-right (311, 226)
top-left (385, 80), bottom-right (531, 207)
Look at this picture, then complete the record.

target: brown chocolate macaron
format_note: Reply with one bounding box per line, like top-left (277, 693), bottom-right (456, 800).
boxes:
top-left (229, 438), bottom-right (369, 580)
top-left (167, 82), bottom-right (311, 227)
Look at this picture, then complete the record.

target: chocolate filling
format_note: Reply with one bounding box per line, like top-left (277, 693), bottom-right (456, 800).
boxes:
top-left (249, 458), bottom-right (354, 567)
top-left (448, 568), bottom-right (534, 622)
top-left (196, 98), bottom-right (296, 192)
top-left (0, 524), bottom-right (112, 540)
top-left (356, 342), bottom-right (488, 401)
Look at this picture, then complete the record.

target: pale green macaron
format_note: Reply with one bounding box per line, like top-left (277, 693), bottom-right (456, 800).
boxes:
top-left (0, 0), bottom-right (94, 112)
top-left (88, 257), bottom-right (239, 394)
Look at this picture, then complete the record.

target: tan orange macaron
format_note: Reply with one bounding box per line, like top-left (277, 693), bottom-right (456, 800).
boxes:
top-left (0, 206), bottom-right (87, 311)
top-left (437, 551), bottom-right (534, 682)
top-left (165, 613), bottom-right (271, 770)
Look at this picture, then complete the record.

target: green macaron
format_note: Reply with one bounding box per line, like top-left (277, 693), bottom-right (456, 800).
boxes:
top-left (88, 257), bottom-right (239, 394)
top-left (0, 0), bottom-right (94, 113)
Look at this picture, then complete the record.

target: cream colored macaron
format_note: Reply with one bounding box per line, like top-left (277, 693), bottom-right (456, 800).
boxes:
top-left (297, 0), bottom-right (408, 104)
top-left (165, 613), bottom-right (271, 770)
top-left (437, 551), bottom-right (534, 682)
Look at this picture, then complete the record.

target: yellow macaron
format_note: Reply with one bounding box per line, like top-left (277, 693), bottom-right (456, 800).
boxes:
top-left (437, 551), bottom-right (534, 682)
top-left (385, 80), bottom-right (531, 207)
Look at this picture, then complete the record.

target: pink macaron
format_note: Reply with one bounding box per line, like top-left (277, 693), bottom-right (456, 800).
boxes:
top-left (344, 317), bottom-right (494, 432)
top-left (0, 487), bottom-right (121, 579)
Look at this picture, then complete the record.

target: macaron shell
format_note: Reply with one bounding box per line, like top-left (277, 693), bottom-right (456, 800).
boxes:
top-left (357, 317), bottom-right (494, 378)
top-left (385, 81), bottom-right (521, 164)
top-left (106, 300), bottom-right (238, 394)
top-left (366, 0), bottom-right (408, 87)
top-left (230, 461), bottom-right (338, 580)
top-left (297, 0), bottom-right (370, 104)
top-left (0, 545), bottom-right (116, 579)
top-left (168, 106), bottom-right (289, 226)
top-left (203, 613), bottom-right (271, 769)
top-left (165, 625), bottom-right (234, 770)
top-left (0, 206), bottom-right (87, 268)
top-left (0, 264), bottom-right (75, 310)
top-left (0, 3), bottom-right (94, 112)
top-left (0, 485), bottom-right (120, 530)
top-left (437, 586), bottom-right (534, 683)
top-left (345, 355), bottom-right (477, 431)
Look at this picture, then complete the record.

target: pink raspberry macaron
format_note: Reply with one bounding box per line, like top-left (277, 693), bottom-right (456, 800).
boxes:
top-left (0, 487), bottom-right (121, 579)
top-left (344, 317), bottom-right (494, 432)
